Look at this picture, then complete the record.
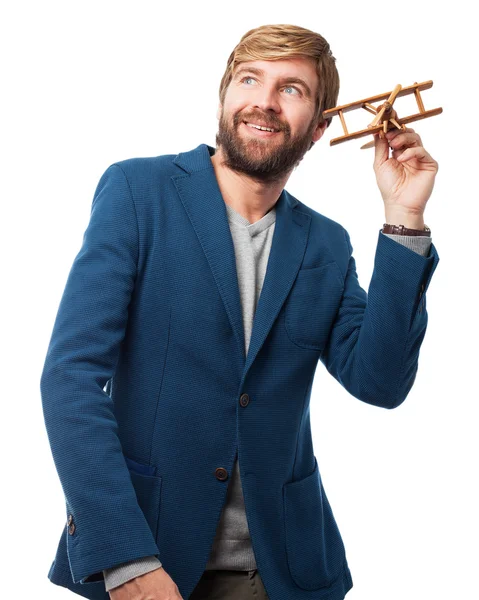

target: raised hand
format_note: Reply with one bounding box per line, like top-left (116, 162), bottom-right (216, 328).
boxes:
top-left (373, 126), bottom-right (439, 228)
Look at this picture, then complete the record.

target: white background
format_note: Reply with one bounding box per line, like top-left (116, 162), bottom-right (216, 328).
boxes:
top-left (1, 1), bottom-right (477, 599)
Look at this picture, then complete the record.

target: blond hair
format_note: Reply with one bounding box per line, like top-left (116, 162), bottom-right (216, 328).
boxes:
top-left (218, 24), bottom-right (340, 130)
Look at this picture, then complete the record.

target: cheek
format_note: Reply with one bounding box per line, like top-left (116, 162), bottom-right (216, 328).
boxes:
top-left (222, 92), bottom-right (247, 117)
top-left (299, 114), bottom-right (315, 131)
top-left (223, 105), bottom-right (246, 128)
top-left (281, 111), bottom-right (310, 136)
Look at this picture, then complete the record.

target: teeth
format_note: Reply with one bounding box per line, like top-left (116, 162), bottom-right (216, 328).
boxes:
top-left (246, 122), bottom-right (277, 132)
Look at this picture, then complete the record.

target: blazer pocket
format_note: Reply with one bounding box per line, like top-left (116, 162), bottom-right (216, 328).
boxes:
top-left (125, 456), bottom-right (162, 541)
top-left (284, 262), bottom-right (344, 351)
top-left (283, 457), bottom-right (347, 591)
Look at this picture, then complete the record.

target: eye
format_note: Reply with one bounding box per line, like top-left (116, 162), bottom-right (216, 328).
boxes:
top-left (283, 85), bottom-right (300, 96)
top-left (239, 77), bottom-right (301, 96)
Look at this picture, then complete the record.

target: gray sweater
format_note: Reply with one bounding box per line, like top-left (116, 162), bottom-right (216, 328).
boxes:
top-left (103, 204), bottom-right (432, 591)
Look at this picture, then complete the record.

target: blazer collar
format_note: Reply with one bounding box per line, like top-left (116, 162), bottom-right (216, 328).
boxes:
top-left (171, 143), bottom-right (312, 383)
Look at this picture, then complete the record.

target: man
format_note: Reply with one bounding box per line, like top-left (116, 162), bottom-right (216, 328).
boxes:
top-left (41, 24), bottom-right (439, 600)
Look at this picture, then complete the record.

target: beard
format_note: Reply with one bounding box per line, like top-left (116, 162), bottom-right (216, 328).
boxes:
top-left (214, 109), bottom-right (318, 185)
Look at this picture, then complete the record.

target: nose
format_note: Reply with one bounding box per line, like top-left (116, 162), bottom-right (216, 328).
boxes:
top-left (252, 85), bottom-right (281, 115)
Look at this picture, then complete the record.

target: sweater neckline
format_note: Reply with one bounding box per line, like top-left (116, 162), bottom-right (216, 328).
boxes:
top-left (225, 202), bottom-right (276, 238)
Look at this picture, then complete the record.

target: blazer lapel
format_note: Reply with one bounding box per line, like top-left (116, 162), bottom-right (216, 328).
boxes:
top-left (171, 143), bottom-right (311, 381)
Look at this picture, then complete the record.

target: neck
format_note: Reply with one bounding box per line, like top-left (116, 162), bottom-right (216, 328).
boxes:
top-left (210, 146), bottom-right (288, 224)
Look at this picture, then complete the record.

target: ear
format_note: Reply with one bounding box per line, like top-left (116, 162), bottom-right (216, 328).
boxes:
top-left (311, 120), bottom-right (328, 143)
top-left (216, 103), bottom-right (222, 120)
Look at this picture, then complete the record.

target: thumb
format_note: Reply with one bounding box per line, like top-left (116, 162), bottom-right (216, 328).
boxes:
top-left (373, 131), bottom-right (389, 170)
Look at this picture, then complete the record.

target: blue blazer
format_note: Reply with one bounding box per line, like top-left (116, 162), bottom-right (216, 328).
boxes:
top-left (41, 143), bottom-right (440, 600)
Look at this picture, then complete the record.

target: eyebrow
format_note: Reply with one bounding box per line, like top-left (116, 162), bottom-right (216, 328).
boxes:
top-left (233, 66), bottom-right (313, 98)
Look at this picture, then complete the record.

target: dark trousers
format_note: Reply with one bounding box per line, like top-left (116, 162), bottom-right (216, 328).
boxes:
top-left (189, 568), bottom-right (270, 599)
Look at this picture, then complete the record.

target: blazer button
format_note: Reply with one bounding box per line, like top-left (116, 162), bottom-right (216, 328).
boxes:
top-left (239, 393), bottom-right (250, 407)
top-left (215, 467), bottom-right (228, 481)
top-left (68, 523), bottom-right (76, 535)
top-left (67, 514), bottom-right (73, 526)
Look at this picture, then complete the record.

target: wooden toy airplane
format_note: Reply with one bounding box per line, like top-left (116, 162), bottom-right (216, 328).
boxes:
top-left (322, 80), bottom-right (443, 149)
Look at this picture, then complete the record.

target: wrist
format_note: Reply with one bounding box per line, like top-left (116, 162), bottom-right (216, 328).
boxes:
top-left (384, 210), bottom-right (425, 230)
top-left (382, 223), bottom-right (431, 236)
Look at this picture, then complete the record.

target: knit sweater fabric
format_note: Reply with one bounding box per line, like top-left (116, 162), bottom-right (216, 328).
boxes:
top-left (102, 203), bottom-right (432, 591)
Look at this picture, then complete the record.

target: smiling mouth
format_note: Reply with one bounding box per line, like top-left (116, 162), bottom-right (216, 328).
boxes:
top-left (242, 121), bottom-right (281, 136)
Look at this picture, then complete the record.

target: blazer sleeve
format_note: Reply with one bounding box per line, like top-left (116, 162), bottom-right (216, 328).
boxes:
top-left (40, 164), bottom-right (161, 585)
top-left (319, 227), bottom-right (440, 409)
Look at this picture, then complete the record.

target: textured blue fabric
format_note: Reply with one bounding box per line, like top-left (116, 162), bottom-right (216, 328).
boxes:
top-left (102, 229), bottom-right (431, 591)
top-left (41, 143), bottom-right (439, 599)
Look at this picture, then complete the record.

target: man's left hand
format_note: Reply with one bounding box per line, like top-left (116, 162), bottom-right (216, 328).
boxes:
top-left (373, 127), bottom-right (439, 226)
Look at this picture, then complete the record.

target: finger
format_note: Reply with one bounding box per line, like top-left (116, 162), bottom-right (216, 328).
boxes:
top-left (373, 132), bottom-right (389, 170)
top-left (396, 146), bottom-right (436, 166)
top-left (386, 126), bottom-right (416, 141)
top-left (387, 131), bottom-right (423, 149)
top-left (391, 148), bottom-right (405, 161)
